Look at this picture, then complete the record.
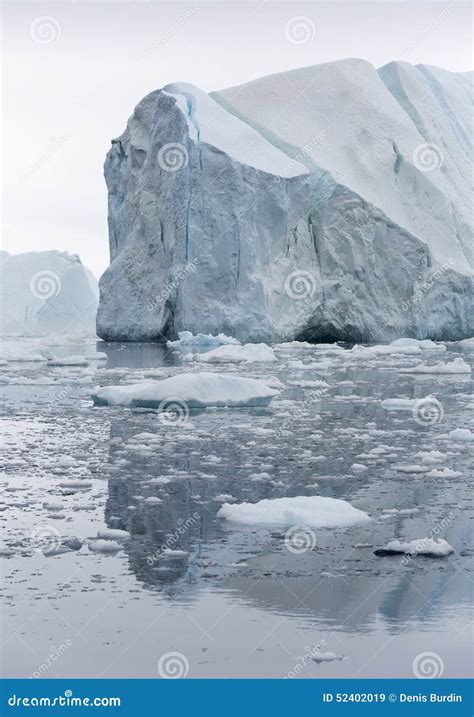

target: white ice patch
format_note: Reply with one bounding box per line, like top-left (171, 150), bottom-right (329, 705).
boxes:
top-left (91, 372), bottom-right (279, 409)
top-left (399, 358), bottom-right (471, 374)
top-left (194, 343), bottom-right (276, 363)
top-left (47, 356), bottom-right (90, 367)
top-left (217, 496), bottom-right (370, 528)
top-left (167, 331), bottom-right (240, 354)
top-left (375, 538), bottom-right (453, 557)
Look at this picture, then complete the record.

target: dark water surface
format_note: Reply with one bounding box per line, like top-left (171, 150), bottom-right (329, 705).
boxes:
top-left (0, 337), bottom-right (472, 678)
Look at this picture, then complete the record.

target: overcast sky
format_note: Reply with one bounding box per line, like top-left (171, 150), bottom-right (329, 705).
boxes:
top-left (2, 0), bottom-right (472, 279)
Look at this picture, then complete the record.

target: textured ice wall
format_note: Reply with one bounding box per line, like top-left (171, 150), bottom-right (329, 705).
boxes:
top-left (97, 61), bottom-right (473, 342)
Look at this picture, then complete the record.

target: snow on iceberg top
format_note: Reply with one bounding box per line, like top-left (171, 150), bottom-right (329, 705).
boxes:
top-left (163, 82), bottom-right (309, 178)
top-left (91, 371), bottom-right (279, 409)
top-left (213, 58), bottom-right (473, 271)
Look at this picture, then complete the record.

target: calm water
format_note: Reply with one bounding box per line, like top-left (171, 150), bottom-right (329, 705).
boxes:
top-left (0, 337), bottom-right (472, 679)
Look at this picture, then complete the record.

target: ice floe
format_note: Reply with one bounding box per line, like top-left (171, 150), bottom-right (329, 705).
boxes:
top-left (374, 538), bottom-right (454, 557)
top-left (217, 496), bottom-right (370, 528)
top-left (194, 343), bottom-right (276, 363)
top-left (399, 358), bottom-right (471, 374)
top-left (92, 372), bottom-right (279, 409)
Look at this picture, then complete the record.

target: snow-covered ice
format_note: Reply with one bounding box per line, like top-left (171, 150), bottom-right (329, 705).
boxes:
top-left (399, 358), bottom-right (471, 374)
top-left (167, 331), bottom-right (240, 354)
top-left (92, 372), bottom-right (279, 408)
top-left (375, 538), bottom-right (454, 558)
top-left (194, 343), bottom-right (276, 363)
top-left (217, 496), bottom-right (370, 528)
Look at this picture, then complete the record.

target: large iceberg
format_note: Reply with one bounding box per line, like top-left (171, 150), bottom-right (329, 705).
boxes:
top-left (1, 251), bottom-right (98, 334)
top-left (97, 60), bottom-right (473, 343)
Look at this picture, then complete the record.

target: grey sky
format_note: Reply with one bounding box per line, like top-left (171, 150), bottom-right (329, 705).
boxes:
top-left (2, 0), bottom-right (472, 279)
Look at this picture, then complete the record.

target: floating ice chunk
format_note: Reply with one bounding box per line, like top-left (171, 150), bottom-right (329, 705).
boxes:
top-left (395, 464), bottom-right (431, 473)
top-left (58, 479), bottom-right (92, 489)
top-left (167, 331), bottom-right (240, 354)
top-left (312, 652), bottom-right (344, 663)
top-left (47, 356), bottom-right (90, 367)
top-left (43, 502), bottom-right (64, 511)
top-left (415, 450), bottom-right (446, 465)
top-left (391, 338), bottom-right (446, 351)
top-left (96, 528), bottom-right (131, 541)
top-left (448, 428), bottom-right (473, 442)
top-left (289, 379), bottom-right (329, 388)
top-left (381, 397), bottom-right (416, 410)
top-left (374, 538), bottom-right (454, 557)
top-left (350, 463), bottom-right (367, 472)
top-left (214, 494), bottom-right (236, 503)
top-left (218, 496), bottom-right (370, 528)
top-left (399, 358), bottom-right (471, 374)
top-left (85, 352), bottom-right (107, 360)
top-left (426, 468), bottom-right (462, 478)
top-left (57, 456), bottom-right (76, 468)
top-left (144, 496), bottom-right (163, 505)
top-left (368, 344), bottom-right (422, 355)
top-left (161, 548), bottom-right (189, 558)
top-left (381, 508), bottom-right (419, 516)
top-left (88, 539), bottom-right (122, 553)
top-left (194, 343), bottom-right (276, 363)
top-left (92, 372), bottom-right (279, 409)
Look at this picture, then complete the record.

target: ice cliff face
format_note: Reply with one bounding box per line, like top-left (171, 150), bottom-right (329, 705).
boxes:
top-left (1, 251), bottom-right (98, 334)
top-left (97, 60), bottom-right (473, 342)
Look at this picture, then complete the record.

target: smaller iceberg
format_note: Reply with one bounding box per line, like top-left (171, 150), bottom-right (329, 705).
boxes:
top-left (91, 371), bottom-right (279, 409)
top-left (374, 538), bottom-right (453, 557)
top-left (218, 496), bottom-right (370, 528)
top-left (167, 331), bottom-right (240, 354)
